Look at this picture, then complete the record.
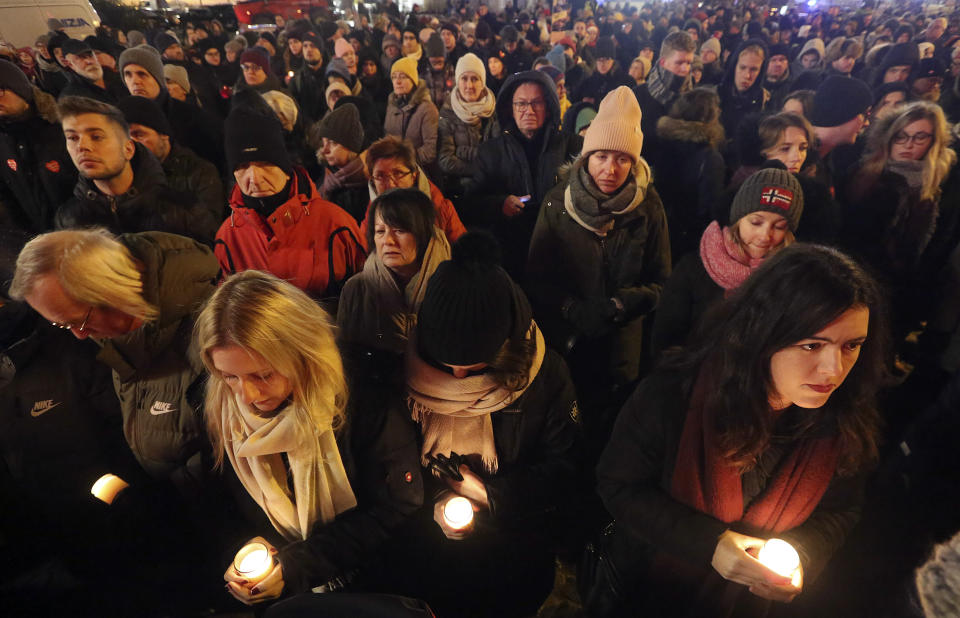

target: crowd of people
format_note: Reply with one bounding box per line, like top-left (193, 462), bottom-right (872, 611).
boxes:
top-left (1, 1), bottom-right (960, 616)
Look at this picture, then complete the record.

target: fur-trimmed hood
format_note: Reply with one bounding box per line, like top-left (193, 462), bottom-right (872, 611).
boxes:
top-left (656, 116), bottom-right (725, 149)
top-left (31, 87), bottom-right (59, 124)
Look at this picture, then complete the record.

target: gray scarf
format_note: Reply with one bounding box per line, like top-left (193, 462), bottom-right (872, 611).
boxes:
top-left (564, 158), bottom-right (645, 235)
top-left (645, 62), bottom-right (691, 106)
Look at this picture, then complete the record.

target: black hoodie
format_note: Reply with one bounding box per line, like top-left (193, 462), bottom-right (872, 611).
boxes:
top-left (718, 38), bottom-right (770, 139)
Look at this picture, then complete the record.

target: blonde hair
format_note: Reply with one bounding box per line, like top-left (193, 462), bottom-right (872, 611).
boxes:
top-left (8, 228), bottom-right (158, 321)
top-left (728, 217), bottom-right (795, 254)
top-left (859, 100), bottom-right (957, 201)
top-left (194, 270), bottom-right (348, 469)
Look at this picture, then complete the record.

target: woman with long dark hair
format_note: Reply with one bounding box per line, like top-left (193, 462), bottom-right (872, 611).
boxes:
top-left (591, 244), bottom-right (889, 617)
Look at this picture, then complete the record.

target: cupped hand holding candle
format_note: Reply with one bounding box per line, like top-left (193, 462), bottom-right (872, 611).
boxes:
top-left (758, 539), bottom-right (801, 578)
top-left (90, 473), bottom-right (129, 504)
top-left (225, 536), bottom-right (285, 605)
top-left (433, 492), bottom-right (476, 540)
top-left (712, 530), bottom-right (802, 602)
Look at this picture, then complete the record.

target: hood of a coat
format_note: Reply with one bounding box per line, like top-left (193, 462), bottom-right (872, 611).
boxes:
top-left (720, 38), bottom-right (769, 98)
top-left (656, 116), bottom-right (725, 148)
top-left (798, 38), bottom-right (825, 63)
top-left (73, 142), bottom-right (167, 203)
top-left (495, 70), bottom-right (561, 133)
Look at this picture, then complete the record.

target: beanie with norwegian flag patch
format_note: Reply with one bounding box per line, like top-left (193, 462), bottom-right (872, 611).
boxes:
top-left (729, 167), bottom-right (804, 232)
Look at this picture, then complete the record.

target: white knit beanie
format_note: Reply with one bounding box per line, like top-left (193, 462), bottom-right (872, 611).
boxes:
top-left (455, 53), bottom-right (486, 87)
top-left (700, 36), bottom-right (721, 58)
top-left (581, 86), bottom-right (643, 162)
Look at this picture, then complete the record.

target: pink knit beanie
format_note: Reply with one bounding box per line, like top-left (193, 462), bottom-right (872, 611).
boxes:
top-left (581, 86), bottom-right (644, 162)
top-left (334, 37), bottom-right (353, 58)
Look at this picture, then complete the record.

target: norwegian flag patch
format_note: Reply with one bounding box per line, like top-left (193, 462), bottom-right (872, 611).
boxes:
top-left (760, 186), bottom-right (793, 210)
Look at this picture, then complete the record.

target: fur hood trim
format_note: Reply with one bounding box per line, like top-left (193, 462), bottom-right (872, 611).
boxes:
top-left (32, 87), bottom-right (59, 124)
top-left (656, 116), bottom-right (725, 148)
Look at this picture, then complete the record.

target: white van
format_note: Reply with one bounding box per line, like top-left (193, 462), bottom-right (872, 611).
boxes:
top-left (0, 0), bottom-right (100, 49)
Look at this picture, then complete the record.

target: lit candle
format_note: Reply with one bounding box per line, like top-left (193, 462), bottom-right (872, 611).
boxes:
top-left (757, 538), bottom-right (801, 578)
top-left (233, 542), bottom-right (274, 583)
top-left (287, 70), bottom-right (294, 78)
top-left (443, 496), bottom-right (474, 530)
top-left (90, 473), bottom-right (129, 505)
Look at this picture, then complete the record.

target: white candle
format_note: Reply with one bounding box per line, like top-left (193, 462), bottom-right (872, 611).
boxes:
top-left (90, 474), bottom-right (129, 505)
top-left (233, 542), bottom-right (273, 583)
top-left (758, 538), bottom-right (801, 578)
top-left (443, 496), bottom-right (474, 530)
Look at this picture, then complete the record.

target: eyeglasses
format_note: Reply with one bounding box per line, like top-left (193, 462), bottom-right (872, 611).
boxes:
top-left (240, 63), bottom-right (264, 72)
top-left (893, 131), bottom-right (933, 145)
top-left (512, 99), bottom-right (546, 112)
top-left (372, 169), bottom-right (414, 184)
top-left (51, 306), bottom-right (93, 333)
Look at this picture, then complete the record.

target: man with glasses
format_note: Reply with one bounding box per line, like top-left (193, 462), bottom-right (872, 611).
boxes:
top-left (469, 71), bottom-right (581, 279)
top-left (59, 38), bottom-right (126, 104)
top-left (8, 226), bottom-right (219, 486)
top-left (215, 104), bottom-right (365, 300)
top-left (119, 45), bottom-right (225, 173)
top-left (0, 60), bottom-right (76, 233)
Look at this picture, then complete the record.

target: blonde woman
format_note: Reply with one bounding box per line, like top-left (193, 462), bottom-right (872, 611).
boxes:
top-left (9, 228), bottom-right (217, 483)
top-left (844, 100), bottom-right (959, 336)
top-left (195, 270), bottom-right (421, 605)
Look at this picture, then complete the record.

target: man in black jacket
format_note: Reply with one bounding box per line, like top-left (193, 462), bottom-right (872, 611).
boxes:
top-left (118, 45), bottom-right (225, 173)
top-left (290, 31), bottom-right (328, 125)
top-left (54, 96), bottom-right (217, 243)
top-left (718, 39), bottom-right (769, 142)
top-left (468, 71), bottom-right (582, 279)
top-left (574, 36), bottom-right (631, 104)
top-left (633, 31), bottom-right (695, 161)
top-left (0, 61), bottom-right (77, 233)
top-left (59, 38), bottom-right (127, 104)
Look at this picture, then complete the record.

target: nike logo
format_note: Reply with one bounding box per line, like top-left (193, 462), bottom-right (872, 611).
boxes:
top-left (30, 400), bottom-right (62, 417)
top-left (150, 401), bottom-right (177, 415)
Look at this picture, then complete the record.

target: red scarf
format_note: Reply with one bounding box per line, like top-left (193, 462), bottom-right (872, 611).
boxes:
top-left (670, 370), bottom-right (840, 533)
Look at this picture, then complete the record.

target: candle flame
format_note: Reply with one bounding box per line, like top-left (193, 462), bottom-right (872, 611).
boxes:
top-left (234, 543), bottom-right (272, 580)
top-left (443, 496), bottom-right (474, 530)
top-left (758, 539), bottom-right (801, 578)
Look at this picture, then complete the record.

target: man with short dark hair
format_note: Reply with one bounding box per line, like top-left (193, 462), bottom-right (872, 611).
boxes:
top-left (0, 60), bottom-right (76, 232)
top-left (422, 32), bottom-right (454, 108)
top-left (499, 25), bottom-right (532, 74)
top-left (290, 31), bottom-right (328, 125)
top-left (574, 36), bottom-right (631, 104)
top-left (59, 38), bottom-right (127, 104)
top-left (54, 96), bottom-right (217, 243)
top-left (634, 31), bottom-right (696, 158)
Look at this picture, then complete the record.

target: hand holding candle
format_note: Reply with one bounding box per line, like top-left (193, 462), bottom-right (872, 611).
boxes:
top-left (225, 537), bottom-right (285, 605)
top-left (90, 473), bottom-right (129, 504)
top-left (434, 492), bottom-right (476, 540)
top-left (758, 539), bottom-right (801, 578)
top-left (233, 542), bottom-right (274, 584)
top-left (712, 530), bottom-right (802, 602)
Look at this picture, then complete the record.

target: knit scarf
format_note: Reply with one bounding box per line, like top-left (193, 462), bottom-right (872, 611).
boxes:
top-left (405, 322), bottom-right (546, 474)
top-left (645, 62), bottom-right (691, 106)
top-left (320, 155), bottom-right (367, 198)
top-left (224, 398), bottom-right (357, 542)
top-left (564, 157), bottom-right (646, 236)
top-left (450, 86), bottom-right (496, 125)
top-left (670, 368), bottom-right (840, 533)
top-left (699, 221), bottom-right (765, 291)
top-left (885, 159), bottom-right (939, 269)
top-left (365, 228), bottom-right (451, 342)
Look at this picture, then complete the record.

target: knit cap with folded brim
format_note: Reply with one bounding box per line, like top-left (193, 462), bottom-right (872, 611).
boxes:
top-left (119, 45), bottom-right (166, 93)
top-left (163, 64), bottom-right (190, 93)
top-left (810, 76), bottom-right (872, 127)
top-left (730, 168), bottom-right (804, 232)
top-left (316, 102), bottom-right (363, 153)
top-left (581, 86), bottom-right (644, 161)
top-left (455, 53), bottom-right (486, 86)
top-left (391, 56), bottom-right (419, 86)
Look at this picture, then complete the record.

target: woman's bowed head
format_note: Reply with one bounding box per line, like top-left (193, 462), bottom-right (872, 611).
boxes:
top-left (667, 244), bottom-right (888, 603)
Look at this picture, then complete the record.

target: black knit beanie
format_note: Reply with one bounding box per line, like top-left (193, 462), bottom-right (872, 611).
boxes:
top-left (425, 32), bottom-right (446, 58)
top-left (154, 32), bottom-right (179, 54)
top-left (117, 95), bottom-right (173, 137)
top-left (225, 106), bottom-right (293, 172)
top-left (810, 76), bottom-right (872, 127)
top-left (315, 102), bottom-right (363, 153)
top-left (418, 234), bottom-right (531, 366)
top-left (0, 60), bottom-right (33, 103)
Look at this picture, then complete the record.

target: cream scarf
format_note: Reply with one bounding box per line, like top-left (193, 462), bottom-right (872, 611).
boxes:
top-left (450, 86), bottom-right (496, 125)
top-left (405, 323), bottom-right (546, 473)
top-left (224, 398), bottom-right (357, 542)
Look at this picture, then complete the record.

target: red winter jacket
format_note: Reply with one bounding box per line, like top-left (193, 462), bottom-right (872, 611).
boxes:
top-left (215, 169), bottom-right (366, 298)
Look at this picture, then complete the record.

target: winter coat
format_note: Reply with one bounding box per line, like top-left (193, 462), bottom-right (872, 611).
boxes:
top-left (596, 369), bottom-right (868, 615)
top-left (718, 39), bottom-right (770, 141)
top-left (420, 63), bottom-right (455, 109)
top-left (501, 46), bottom-right (534, 74)
top-left (384, 82), bottom-right (440, 173)
top-left (215, 168), bottom-right (367, 300)
top-left (58, 69), bottom-right (128, 104)
top-left (652, 116), bottom-right (726, 258)
top-left (467, 71), bottom-right (583, 279)
top-left (158, 90), bottom-right (226, 175)
top-left (526, 172), bottom-right (671, 385)
top-left (650, 251), bottom-right (723, 356)
top-left (95, 232), bottom-right (218, 485)
top-left (55, 143), bottom-right (219, 244)
top-left (632, 63), bottom-right (692, 157)
top-left (764, 70), bottom-right (795, 110)
top-left (436, 102), bottom-right (499, 196)
top-left (274, 345), bottom-right (424, 594)
top-left (0, 87), bottom-right (77, 233)
top-left (289, 64), bottom-right (329, 125)
top-left (161, 142), bottom-right (225, 226)
top-left (319, 155), bottom-right (370, 224)
top-left (573, 65), bottom-right (632, 105)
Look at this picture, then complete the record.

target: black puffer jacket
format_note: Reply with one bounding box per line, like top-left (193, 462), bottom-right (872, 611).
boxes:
top-left (59, 68), bottom-right (129, 104)
top-left (573, 64), bottom-right (632, 104)
top-left (650, 251), bottom-right (723, 356)
top-left (467, 71), bottom-right (582, 278)
top-left (0, 88), bottom-right (77, 233)
top-left (652, 116), bottom-right (726, 259)
top-left (158, 90), bottom-right (226, 174)
top-left (55, 143), bottom-right (219, 244)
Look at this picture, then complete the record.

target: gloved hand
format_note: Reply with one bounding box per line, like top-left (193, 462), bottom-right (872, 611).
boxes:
top-left (564, 297), bottom-right (618, 338)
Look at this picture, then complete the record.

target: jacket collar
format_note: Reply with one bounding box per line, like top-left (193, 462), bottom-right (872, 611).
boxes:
top-left (73, 142), bottom-right (167, 204)
top-left (228, 167), bottom-right (318, 235)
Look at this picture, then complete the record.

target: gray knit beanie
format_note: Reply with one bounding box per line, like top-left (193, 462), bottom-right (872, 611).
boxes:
top-left (315, 102), bottom-right (363, 153)
top-left (118, 45), bottom-right (166, 93)
top-left (729, 168), bottom-right (804, 232)
top-left (126, 30), bottom-right (146, 47)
